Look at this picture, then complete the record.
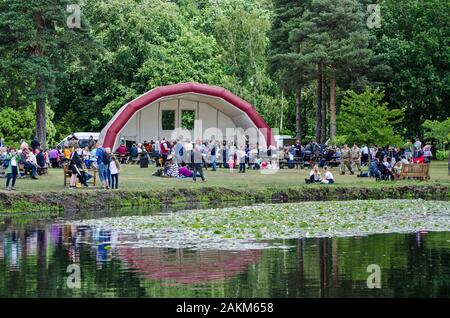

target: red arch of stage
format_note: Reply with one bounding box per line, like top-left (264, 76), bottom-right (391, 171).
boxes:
top-left (101, 82), bottom-right (273, 148)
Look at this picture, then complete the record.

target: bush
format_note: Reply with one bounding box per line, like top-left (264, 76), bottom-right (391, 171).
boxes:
top-left (437, 150), bottom-right (449, 161)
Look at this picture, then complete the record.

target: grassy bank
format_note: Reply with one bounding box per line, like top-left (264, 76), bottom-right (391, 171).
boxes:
top-left (0, 161), bottom-right (449, 213)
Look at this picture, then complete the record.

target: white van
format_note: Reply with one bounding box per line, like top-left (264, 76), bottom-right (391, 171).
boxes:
top-left (57, 132), bottom-right (100, 149)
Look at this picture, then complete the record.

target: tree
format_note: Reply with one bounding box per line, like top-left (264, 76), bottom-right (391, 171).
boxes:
top-left (268, 0), bottom-right (313, 142)
top-left (422, 118), bottom-right (450, 163)
top-left (293, 0), bottom-right (375, 142)
top-left (336, 87), bottom-right (404, 146)
top-left (0, 0), bottom-right (95, 147)
top-left (374, 0), bottom-right (450, 138)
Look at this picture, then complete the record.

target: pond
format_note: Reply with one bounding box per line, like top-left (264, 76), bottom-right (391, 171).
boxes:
top-left (0, 200), bottom-right (450, 298)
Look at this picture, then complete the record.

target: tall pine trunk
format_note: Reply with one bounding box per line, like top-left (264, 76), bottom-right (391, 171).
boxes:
top-left (33, 12), bottom-right (46, 147)
top-left (320, 73), bottom-right (327, 144)
top-left (295, 83), bottom-right (302, 144)
top-left (329, 76), bottom-right (336, 143)
top-left (315, 63), bottom-right (322, 142)
top-left (35, 76), bottom-right (46, 147)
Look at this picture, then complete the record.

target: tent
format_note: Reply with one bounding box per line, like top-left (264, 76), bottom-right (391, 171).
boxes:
top-left (99, 82), bottom-right (273, 149)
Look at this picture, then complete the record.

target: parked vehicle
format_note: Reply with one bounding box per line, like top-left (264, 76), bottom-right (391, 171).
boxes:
top-left (57, 132), bottom-right (100, 150)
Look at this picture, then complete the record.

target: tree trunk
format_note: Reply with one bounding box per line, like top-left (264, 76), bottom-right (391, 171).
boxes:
top-left (295, 83), bottom-right (302, 144)
top-left (315, 63), bottom-right (322, 143)
top-left (329, 76), bottom-right (336, 143)
top-left (35, 76), bottom-right (46, 147)
top-left (321, 72), bottom-right (327, 144)
top-left (33, 12), bottom-right (46, 147)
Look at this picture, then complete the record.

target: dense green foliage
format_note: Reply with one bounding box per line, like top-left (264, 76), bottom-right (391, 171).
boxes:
top-left (336, 87), bottom-right (404, 146)
top-left (0, 0), bottom-right (448, 147)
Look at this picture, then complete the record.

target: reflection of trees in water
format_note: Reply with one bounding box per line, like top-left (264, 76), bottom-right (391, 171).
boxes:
top-left (1, 224), bottom-right (450, 297)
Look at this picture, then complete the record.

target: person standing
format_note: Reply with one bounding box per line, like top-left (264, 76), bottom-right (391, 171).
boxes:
top-left (192, 144), bottom-right (205, 182)
top-left (361, 144), bottom-right (369, 166)
top-left (109, 154), bottom-right (121, 189)
top-left (340, 144), bottom-right (353, 175)
top-left (237, 146), bottom-right (246, 173)
top-left (69, 145), bottom-right (87, 189)
top-left (351, 144), bottom-right (363, 174)
top-left (96, 143), bottom-right (108, 189)
top-left (210, 141), bottom-right (217, 171)
top-left (31, 138), bottom-right (40, 151)
top-left (160, 138), bottom-right (169, 167)
top-left (103, 147), bottom-right (112, 188)
top-left (5, 148), bottom-right (20, 191)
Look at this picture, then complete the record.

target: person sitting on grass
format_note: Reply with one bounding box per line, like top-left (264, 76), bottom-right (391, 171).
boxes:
top-left (178, 162), bottom-right (193, 178)
top-left (165, 155), bottom-right (179, 178)
top-left (369, 158), bottom-right (381, 180)
top-left (305, 165), bottom-right (322, 184)
top-left (321, 166), bottom-right (335, 184)
top-left (253, 155), bottom-right (262, 170)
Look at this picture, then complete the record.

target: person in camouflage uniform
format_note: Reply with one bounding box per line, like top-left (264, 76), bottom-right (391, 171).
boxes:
top-left (351, 144), bottom-right (363, 174)
top-left (340, 144), bottom-right (353, 175)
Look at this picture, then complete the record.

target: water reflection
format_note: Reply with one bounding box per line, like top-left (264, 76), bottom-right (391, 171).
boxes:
top-left (1, 219), bottom-right (450, 297)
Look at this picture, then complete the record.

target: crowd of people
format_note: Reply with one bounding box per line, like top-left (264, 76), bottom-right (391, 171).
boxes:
top-left (0, 134), bottom-right (122, 190)
top-left (0, 134), bottom-right (435, 190)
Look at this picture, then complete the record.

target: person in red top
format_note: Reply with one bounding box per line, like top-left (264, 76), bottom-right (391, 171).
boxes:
top-left (160, 138), bottom-right (169, 166)
top-left (116, 143), bottom-right (127, 155)
top-left (412, 155), bottom-right (425, 164)
top-left (144, 140), bottom-right (152, 153)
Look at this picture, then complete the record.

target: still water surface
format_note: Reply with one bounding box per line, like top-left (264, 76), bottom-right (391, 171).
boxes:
top-left (1, 204), bottom-right (449, 298)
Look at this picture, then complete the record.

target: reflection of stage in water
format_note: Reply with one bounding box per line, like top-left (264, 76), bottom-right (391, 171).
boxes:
top-left (117, 246), bottom-right (262, 284)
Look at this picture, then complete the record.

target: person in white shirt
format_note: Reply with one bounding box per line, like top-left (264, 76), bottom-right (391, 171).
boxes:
top-left (361, 145), bottom-right (369, 165)
top-left (109, 155), bottom-right (120, 189)
top-left (23, 148), bottom-right (38, 179)
top-left (322, 166), bottom-right (335, 184)
top-left (307, 165), bottom-right (322, 183)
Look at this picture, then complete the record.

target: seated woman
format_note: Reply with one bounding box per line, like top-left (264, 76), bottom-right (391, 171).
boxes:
top-left (321, 166), bottom-right (334, 184)
top-left (369, 159), bottom-right (381, 179)
top-left (164, 155), bottom-right (179, 177)
top-left (306, 165), bottom-right (322, 184)
top-left (178, 162), bottom-right (193, 178)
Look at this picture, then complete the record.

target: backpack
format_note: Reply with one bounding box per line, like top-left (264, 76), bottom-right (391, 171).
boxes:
top-left (103, 152), bottom-right (111, 165)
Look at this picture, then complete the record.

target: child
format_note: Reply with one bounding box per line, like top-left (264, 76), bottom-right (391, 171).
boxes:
top-left (109, 154), bottom-right (121, 189)
top-left (322, 166), bottom-right (335, 184)
top-left (5, 148), bottom-right (21, 191)
top-left (227, 155), bottom-right (235, 173)
top-left (82, 146), bottom-right (91, 168)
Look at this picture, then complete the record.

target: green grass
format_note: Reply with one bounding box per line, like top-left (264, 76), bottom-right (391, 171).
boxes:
top-left (1, 161), bottom-right (449, 193)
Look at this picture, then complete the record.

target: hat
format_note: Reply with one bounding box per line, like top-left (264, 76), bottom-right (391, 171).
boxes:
top-left (167, 155), bottom-right (173, 160)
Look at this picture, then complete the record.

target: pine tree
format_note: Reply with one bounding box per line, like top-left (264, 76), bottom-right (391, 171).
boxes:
top-left (0, 0), bottom-right (95, 146)
top-left (268, 0), bottom-right (314, 143)
top-left (288, 0), bottom-right (376, 142)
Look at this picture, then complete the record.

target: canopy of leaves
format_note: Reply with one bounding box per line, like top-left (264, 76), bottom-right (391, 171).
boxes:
top-left (336, 87), bottom-right (404, 146)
